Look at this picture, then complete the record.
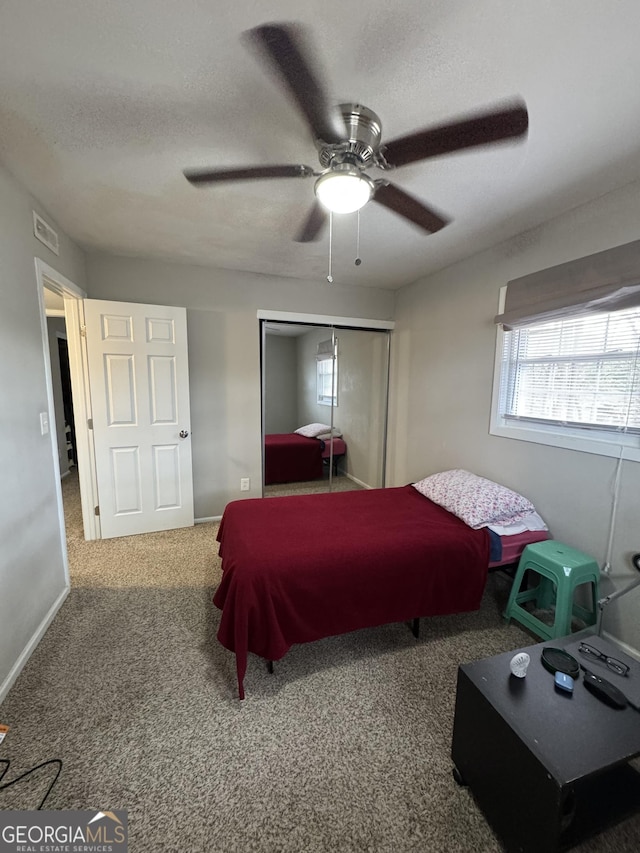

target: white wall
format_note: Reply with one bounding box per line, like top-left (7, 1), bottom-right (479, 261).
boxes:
top-left (84, 253), bottom-right (394, 517)
top-left (0, 161), bottom-right (86, 701)
top-left (390, 178), bottom-right (640, 653)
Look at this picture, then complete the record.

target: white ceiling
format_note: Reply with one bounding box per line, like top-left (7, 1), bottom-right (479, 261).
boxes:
top-left (265, 323), bottom-right (314, 337)
top-left (43, 287), bottom-right (64, 314)
top-left (2, 2), bottom-right (640, 290)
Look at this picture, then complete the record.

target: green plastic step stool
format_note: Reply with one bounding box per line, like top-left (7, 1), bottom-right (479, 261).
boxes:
top-left (503, 540), bottom-right (600, 641)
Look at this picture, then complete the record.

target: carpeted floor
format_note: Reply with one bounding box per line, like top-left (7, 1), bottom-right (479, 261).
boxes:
top-left (2, 470), bottom-right (640, 852)
top-left (264, 472), bottom-right (363, 498)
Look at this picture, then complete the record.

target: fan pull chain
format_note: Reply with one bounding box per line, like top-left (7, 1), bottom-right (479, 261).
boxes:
top-left (327, 211), bottom-right (334, 283)
top-left (355, 209), bottom-right (362, 266)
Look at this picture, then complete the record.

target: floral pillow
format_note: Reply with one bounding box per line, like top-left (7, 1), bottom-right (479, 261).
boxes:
top-left (412, 469), bottom-right (536, 529)
top-left (294, 423), bottom-right (333, 439)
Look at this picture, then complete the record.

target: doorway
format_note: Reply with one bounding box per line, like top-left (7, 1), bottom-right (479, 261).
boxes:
top-left (37, 258), bottom-right (99, 547)
top-left (57, 336), bottom-right (77, 467)
top-left (43, 298), bottom-right (84, 544)
top-left (38, 261), bottom-right (196, 543)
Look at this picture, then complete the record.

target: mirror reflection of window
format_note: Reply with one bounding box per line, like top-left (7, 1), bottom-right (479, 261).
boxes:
top-left (317, 339), bottom-right (338, 407)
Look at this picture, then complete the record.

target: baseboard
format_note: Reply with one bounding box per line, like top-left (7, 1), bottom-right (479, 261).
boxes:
top-left (601, 629), bottom-right (640, 662)
top-left (195, 515), bottom-right (222, 524)
top-left (343, 472), bottom-right (373, 490)
top-left (0, 585), bottom-right (70, 705)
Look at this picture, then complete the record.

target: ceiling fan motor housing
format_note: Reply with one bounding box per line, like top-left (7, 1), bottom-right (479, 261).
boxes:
top-left (316, 103), bottom-right (382, 169)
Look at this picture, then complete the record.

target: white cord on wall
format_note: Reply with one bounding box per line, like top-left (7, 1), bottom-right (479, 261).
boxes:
top-left (602, 447), bottom-right (624, 574)
top-left (602, 323), bottom-right (640, 574)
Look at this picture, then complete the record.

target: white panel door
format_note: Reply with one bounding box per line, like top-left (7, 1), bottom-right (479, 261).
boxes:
top-left (84, 299), bottom-right (194, 538)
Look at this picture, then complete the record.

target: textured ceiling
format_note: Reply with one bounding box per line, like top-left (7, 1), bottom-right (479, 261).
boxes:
top-left (2, 1), bottom-right (640, 290)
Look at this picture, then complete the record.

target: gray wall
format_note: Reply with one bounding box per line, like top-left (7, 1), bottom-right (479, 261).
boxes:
top-left (264, 334), bottom-right (298, 434)
top-left (0, 161), bottom-right (86, 699)
top-left (84, 252), bottom-right (394, 517)
top-left (389, 177), bottom-right (640, 654)
top-left (332, 329), bottom-right (388, 488)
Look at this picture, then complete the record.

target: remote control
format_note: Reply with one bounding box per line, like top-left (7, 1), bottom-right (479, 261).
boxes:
top-left (582, 670), bottom-right (628, 709)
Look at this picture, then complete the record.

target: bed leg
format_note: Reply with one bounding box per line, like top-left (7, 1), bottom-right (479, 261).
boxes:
top-left (267, 660), bottom-right (274, 675)
top-left (410, 618), bottom-right (420, 639)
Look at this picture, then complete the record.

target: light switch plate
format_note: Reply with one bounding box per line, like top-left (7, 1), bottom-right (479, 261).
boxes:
top-left (40, 411), bottom-right (49, 435)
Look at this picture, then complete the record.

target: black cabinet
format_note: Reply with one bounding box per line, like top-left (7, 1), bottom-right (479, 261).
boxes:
top-left (451, 638), bottom-right (640, 852)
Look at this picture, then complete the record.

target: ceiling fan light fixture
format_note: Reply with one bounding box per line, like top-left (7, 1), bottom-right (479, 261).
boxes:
top-left (315, 170), bottom-right (373, 214)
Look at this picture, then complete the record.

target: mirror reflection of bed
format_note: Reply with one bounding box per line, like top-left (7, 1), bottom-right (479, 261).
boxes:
top-left (261, 321), bottom-right (390, 498)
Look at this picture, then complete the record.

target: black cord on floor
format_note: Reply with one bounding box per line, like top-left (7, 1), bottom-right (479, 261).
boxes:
top-left (0, 757), bottom-right (62, 809)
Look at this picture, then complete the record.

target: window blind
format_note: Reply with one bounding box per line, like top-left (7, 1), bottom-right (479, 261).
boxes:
top-left (316, 338), bottom-right (335, 359)
top-left (499, 307), bottom-right (640, 432)
top-left (495, 239), bottom-right (640, 329)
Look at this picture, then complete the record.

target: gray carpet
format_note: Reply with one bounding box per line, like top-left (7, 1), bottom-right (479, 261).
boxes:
top-left (264, 472), bottom-right (363, 498)
top-left (1, 471), bottom-right (640, 852)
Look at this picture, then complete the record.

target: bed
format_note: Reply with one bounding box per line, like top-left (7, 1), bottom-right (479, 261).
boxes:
top-left (264, 422), bottom-right (346, 485)
top-left (322, 436), bottom-right (347, 476)
top-left (214, 470), bottom-right (549, 698)
top-left (264, 433), bottom-right (324, 484)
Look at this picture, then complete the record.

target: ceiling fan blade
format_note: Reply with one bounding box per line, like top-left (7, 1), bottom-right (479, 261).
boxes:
top-left (383, 102), bottom-right (528, 168)
top-left (245, 23), bottom-right (345, 145)
top-left (294, 201), bottom-right (327, 242)
top-left (184, 164), bottom-right (314, 186)
top-left (373, 183), bottom-right (449, 233)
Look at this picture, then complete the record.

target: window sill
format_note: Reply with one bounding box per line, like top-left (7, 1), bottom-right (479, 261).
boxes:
top-left (490, 421), bottom-right (640, 463)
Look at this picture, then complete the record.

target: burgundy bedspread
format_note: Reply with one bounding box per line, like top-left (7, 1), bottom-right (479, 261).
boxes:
top-left (213, 485), bottom-right (490, 698)
top-left (321, 437), bottom-right (346, 459)
top-left (264, 433), bottom-right (323, 484)
top-left (489, 529), bottom-right (550, 568)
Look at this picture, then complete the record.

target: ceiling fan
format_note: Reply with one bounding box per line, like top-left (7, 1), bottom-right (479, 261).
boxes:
top-left (184, 22), bottom-right (528, 242)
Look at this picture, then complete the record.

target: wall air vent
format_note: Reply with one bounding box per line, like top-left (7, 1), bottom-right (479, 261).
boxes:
top-left (33, 211), bottom-right (60, 255)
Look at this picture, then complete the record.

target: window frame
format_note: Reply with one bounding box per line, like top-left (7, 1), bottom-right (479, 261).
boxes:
top-left (317, 352), bottom-right (338, 407)
top-left (489, 287), bottom-right (640, 463)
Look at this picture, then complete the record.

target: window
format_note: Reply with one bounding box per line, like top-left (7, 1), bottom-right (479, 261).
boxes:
top-left (491, 306), bottom-right (640, 460)
top-left (317, 355), bottom-right (337, 406)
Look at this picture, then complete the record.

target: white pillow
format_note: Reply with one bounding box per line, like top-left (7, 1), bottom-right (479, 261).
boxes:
top-left (294, 423), bottom-right (332, 439)
top-left (487, 512), bottom-right (549, 535)
top-left (412, 469), bottom-right (537, 529)
top-left (316, 428), bottom-right (343, 440)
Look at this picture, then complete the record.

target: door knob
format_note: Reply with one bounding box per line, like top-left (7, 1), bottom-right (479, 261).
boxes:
top-left (179, 430), bottom-right (189, 439)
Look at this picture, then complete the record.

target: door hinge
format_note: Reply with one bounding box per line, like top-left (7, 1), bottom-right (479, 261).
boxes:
top-left (80, 324), bottom-right (87, 338)
top-left (87, 418), bottom-right (93, 430)
top-left (94, 505), bottom-right (100, 516)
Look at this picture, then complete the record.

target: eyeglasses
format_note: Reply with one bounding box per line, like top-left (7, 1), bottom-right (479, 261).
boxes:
top-left (578, 642), bottom-right (629, 676)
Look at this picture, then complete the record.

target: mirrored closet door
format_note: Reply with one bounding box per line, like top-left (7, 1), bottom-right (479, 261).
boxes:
top-left (261, 319), bottom-right (390, 497)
